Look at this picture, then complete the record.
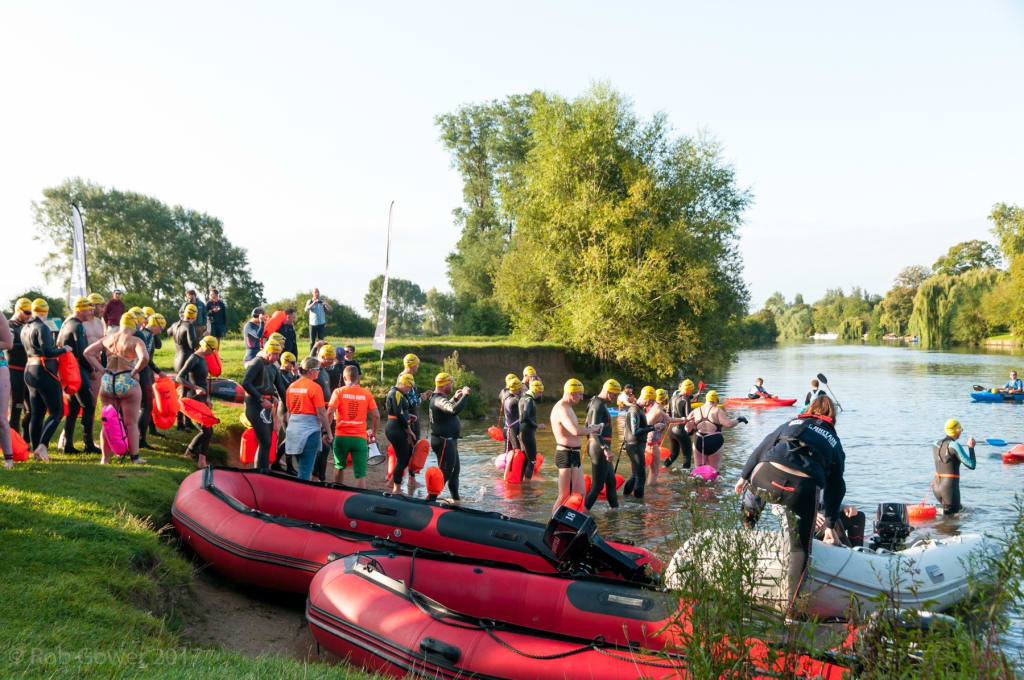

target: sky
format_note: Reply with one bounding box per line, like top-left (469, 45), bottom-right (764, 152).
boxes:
top-left (2, 1), bottom-right (1023, 314)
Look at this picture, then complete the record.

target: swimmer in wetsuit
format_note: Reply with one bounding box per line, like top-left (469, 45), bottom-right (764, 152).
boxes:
top-left (177, 336), bottom-right (218, 468)
top-left (428, 372), bottom-right (471, 501)
top-left (664, 379), bottom-right (696, 469)
top-left (932, 418), bottom-right (976, 515)
top-left (56, 298), bottom-right (101, 454)
top-left (137, 314), bottom-right (167, 446)
top-left (584, 379), bottom-right (620, 510)
top-left (551, 378), bottom-right (602, 514)
top-left (622, 387), bottom-right (665, 499)
top-left (385, 372), bottom-right (417, 493)
top-left (398, 354), bottom-right (432, 445)
top-left (518, 379), bottom-right (544, 480)
top-left (170, 305), bottom-right (199, 431)
top-left (502, 374), bottom-right (523, 452)
top-left (21, 298), bottom-right (71, 461)
top-left (241, 338), bottom-right (287, 473)
top-left (7, 298), bottom-right (33, 441)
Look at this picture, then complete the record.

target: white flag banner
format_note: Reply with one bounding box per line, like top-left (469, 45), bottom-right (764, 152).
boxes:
top-left (372, 201), bottom-right (395, 358)
top-left (69, 204), bottom-right (89, 306)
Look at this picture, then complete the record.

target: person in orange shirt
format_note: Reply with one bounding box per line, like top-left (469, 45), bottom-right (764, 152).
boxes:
top-left (327, 365), bottom-right (379, 488)
top-left (285, 357), bottom-right (332, 480)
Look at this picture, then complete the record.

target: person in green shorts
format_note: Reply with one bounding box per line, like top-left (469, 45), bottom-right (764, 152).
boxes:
top-left (327, 365), bottom-right (379, 488)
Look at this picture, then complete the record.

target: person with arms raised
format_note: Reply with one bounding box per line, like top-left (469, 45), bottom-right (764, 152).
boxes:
top-left (305, 288), bottom-right (331, 349)
top-left (685, 390), bottom-right (745, 471)
top-left (428, 372), bottom-right (470, 502)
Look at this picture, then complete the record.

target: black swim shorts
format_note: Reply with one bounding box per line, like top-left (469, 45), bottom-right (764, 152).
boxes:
top-left (555, 447), bottom-right (581, 469)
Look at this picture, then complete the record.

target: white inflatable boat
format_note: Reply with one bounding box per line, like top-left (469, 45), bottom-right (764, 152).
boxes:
top-left (667, 528), bottom-right (996, 620)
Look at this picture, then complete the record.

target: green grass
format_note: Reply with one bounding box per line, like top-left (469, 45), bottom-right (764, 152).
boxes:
top-left (985, 333), bottom-right (1018, 343)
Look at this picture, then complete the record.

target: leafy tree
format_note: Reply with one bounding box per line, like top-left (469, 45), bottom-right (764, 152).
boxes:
top-left (265, 291), bottom-right (372, 340)
top-left (894, 265), bottom-right (930, 289)
top-left (739, 309), bottom-right (777, 347)
top-left (909, 269), bottom-right (1001, 348)
top-left (31, 178), bottom-right (264, 312)
top-left (778, 306), bottom-right (814, 340)
top-left (837, 316), bottom-right (867, 341)
top-left (363, 276), bottom-right (427, 337)
top-left (5, 290), bottom-right (66, 320)
top-left (452, 298), bottom-right (510, 336)
top-left (931, 239), bottom-right (1001, 276)
top-left (763, 291), bottom-right (787, 317)
top-left (423, 288), bottom-right (456, 335)
top-left (989, 203), bottom-right (1024, 338)
top-left (876, 265), bottom-right (930, 336)
top-left (793, 293), bottom-right (804, 306)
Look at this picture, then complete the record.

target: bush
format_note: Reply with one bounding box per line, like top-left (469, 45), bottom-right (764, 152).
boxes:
top-left (442, 350), bottom-right (486, 419)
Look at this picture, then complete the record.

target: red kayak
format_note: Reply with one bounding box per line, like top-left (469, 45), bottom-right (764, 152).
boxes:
top-left (724, 397), bottom-right (797, 408)
top-left (307, 551), bottom-right (850, 680)
top-left (172, 468), bottom-right (660, 592)
top-left (1003, 444), bottom-right (1024, 464)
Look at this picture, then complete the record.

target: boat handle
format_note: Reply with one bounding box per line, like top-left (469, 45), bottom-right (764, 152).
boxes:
top-left (491, 530), bottom-right (520, 542)
top-left (420, 637), bottom-right (461, 664)
top-left (370, 505), bottom-right (398, 516)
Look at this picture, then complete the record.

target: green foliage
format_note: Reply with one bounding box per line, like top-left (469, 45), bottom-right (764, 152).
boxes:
top-left (909, 269), bottom-right (1002, 348)
top-left (932, 239), bottom-right (1002, 276)
top-left (876, 265), bottom-right (930, 336)
top-left (452, 298), bottom-right (510, 336)
top-left (989, 203), bottom-right (1024, 339)
top-left (363, 276), bottom-right (427, 337)
top-left (423, 288), bottom-right (457, 335)
top-left (837, 315), bottom-right (868, 340)
top-left (738, 309), bottom-right (777, 347)
top-left (266, 291), bottom-right (373, 339)
top-left (441, 350), bottom-right (486, 418)
top-left (763, 291), bottom-right (787, 317)
top-left (5, 290), bottom-right (66, 319)
top-left (778, 305), bottom-right (814, 340)
top-left (31, 178), bottom-right (264, 311)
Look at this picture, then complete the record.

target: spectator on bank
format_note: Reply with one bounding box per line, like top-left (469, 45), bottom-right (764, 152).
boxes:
top-left (102, 289), bottom-right (125, 332)
top-left (243, 308), bottom-right (266, 363)
top-left (341, 344), bottom-right (360, 376)
top-left (179, 290), bottom-right (207, 337)
top-left (206, 288), bottom-right (227, 339)
top-left (305, 288), bottom-right (331, 349)
top-left (280, 309), bottom-right (299, 357)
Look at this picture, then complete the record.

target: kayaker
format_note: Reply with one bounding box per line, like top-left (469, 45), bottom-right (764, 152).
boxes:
top-left (1001, 370), bottom-right (1023, 394)
top-left (428, 372), bottom-right (470, 502)
top-left (803, 379), bottom-right (826, 408)
top-left (664, 379), bottom-right (695, 469)
top-left (622, 386), bottom-right (665, 500)
top-left (551, 378), bottom-right (601, 513)
top-left (685, 391), bottom-right (746, 471)
top-left (734, 395), bottom-right (846, 612)
top-left (748, 378), bottom-right (777, 400)
top-left (932, 419), bottom-right (976, 515)
top-left (584, 379), bottom-right (620, 510)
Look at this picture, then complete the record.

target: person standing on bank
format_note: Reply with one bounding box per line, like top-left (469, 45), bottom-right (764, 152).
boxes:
top-left (171, 304), bottom-right (200, 431)
top-left (243, 308), bottom-right (266, 363)
top-left (102, 289), bottom-right (125, 333)
top-left (8, 298), bottom-right (33, 440)
top-left (285, 357), bottom-right (331, 481)
top-left (428, 372), bottom-right (470, 502)
top-left (584, 379), bottom-right (621, 510)
top-left (137, 313), bottom-right (166, 447)
top-left (550, 378), bottom-right (602, 513)
top-left (180, 290), bottom-right (207, 338)
top-left (280, 309), bottom-right (299, 357)
top-left (398, 354), bottom-right (431, 443)
top-left (385, 372), bottom-right (418, 493)
top-left (22, 299), bottom-right (71, 461)
top-left (518, 378), bottom-right (544, 480)
top-left (177, 336), bottom-right (218, 469)
top-left (932, 419), bottom-right (976, 515)
top-left (206, 289), bottom-right (227, 340)
top-left (57, 298), bottom-right (100, 454)
top-left (327, 366), bottom-right (379, 489)
top-left (341, 345), bottom-right (360, 376)
top-left (241, 337), bottom-right (286, 473)
top-left (305, 288), bottom-right (331, 349)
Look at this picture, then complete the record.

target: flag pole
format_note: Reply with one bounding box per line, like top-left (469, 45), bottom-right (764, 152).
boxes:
top-left (372, 201), bottom-right (395, 384)
top-left (69, 204), bottom-right (89, 308)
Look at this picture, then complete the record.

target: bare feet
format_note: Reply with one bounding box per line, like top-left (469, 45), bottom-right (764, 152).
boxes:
top-left (132, 457), bottom-right (147, 465)
top-left (33, 445), bottom-right (50, 462)
top-left (3, 458), bottom-right (13, 469)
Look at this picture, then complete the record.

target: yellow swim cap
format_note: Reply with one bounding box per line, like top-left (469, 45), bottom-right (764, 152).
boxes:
top-left (505, 375), bottom-right (522, 390)
top-left (944, 418), bottom-right (962, 437)
top-left (264, 338), bottom-right (284, 354)
top-left (184, 303), bottom-right (198, 320)
top-left (31, 298), bottom-right (49, 314)
top-left (435, 372), bottom-right (454, 387)
top-left (119, 312), bottom-right (136, 328)
top-left (148, 314), bottom-right (166, 329)
top-left (318, 344), bottom-right (336, 360)
top-left (403, 353), bottom-right (420, 368)
top-left (531, 379), bottom-right (544, 393)
top-left (87, 293), bottom-right (104, 305)
top-left (397, 372), bottom-right (416, 387)
top-left (128, 306), bottom-right (144, 317)
top-left (73, 297), bottom-right (91, 312)
top-left (280, 351), bottom-right (297, 365)
top-left (523, 366), bottom-right (537, 377)
top-left (682, 379), bottom-right (695, 393)
top-left (602, 379), bottom-right (622, 395)
top-left (564, 378), bottom-right (584, 394)
top-left (269, 332), bottom-right (284, 344)
top-left (656, 388), bottom-right (669, 404)
top-left (142, 306), bottom-right (155, 317)
top-left (200, 335), bottom-right (219, 352)
top-left (505, 373), bottom-right (518, 385)
top-left (15, 297), bottom-right (32, 313)
top-left (706, 390), bottom-right (720, 404)
top-left (639, 385), bottom-right (657, 402)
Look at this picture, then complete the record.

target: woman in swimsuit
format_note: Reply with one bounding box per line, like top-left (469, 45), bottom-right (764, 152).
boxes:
top-left (684, 390), bottom-right (746, 471)
top-left (84, 313), bottom-right (149, 464)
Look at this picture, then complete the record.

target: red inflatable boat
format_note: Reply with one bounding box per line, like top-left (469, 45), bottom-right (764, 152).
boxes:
top-left (306, 551), bottom-right (849, 680)
top-left (172, 468), bottom-right (660, 592)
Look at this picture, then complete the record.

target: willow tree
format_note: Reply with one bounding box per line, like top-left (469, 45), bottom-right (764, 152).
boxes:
top-left (492, 84), bottom-right (750, 378)
top-left (909, 269), bottom-right (1001, 348)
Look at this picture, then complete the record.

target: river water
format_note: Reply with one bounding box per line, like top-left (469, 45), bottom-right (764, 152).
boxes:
top-left (399, 342), bottom-right (1023, 654)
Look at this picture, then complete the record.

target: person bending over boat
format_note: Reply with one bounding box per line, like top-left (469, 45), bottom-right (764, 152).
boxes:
top-left (685, 391), bottom-right (745, 471)
top-left (584, 379), bottom-right (620, 510)
top-left (241, 337), bottom-right (287, 473)
top-left (385, 372), bottom-right (418, 493)
top-left (622, 387), bottom-right (665, 500)
top-left (734, 395), bottom-right (845, 612)
top-left (327, 365), bottom-right (378, 489)
top-left (932, 419), bottom-right (976, 515)
top-left (748, 378), bottom-right (777, 400)
top-left (502, 374), bottom-right (523, 452)
top-left (428, 372), bottom-right (470, 501)
top-left (1001, 370), bottom-right (1023, 395)
top-left (284, 357), bottom-right (331, 481)
top-left (84, 313), bottom-right (150, 465)
top-left (551, 379), bottom-right (600, 514)
top-left (176, 336), bottom-right (217, 469)
top-left (518, 379), bottom-right (544, 480)
top-left (664, 379), bottom-right (695, 470)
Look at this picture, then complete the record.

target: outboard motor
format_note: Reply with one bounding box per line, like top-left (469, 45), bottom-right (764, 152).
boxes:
top-left (543, 506), bottom-right (652, 583)
top-left (868, 502), bottom-right (911, 551)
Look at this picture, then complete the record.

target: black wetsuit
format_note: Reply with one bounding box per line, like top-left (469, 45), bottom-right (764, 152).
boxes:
top-left (241, 356), bottom-right (287, 472)
top-left (280, 323), bottom-right (298, 357)
top-left (518, 391), bottom-right (539, 480)
top-left (502, 389), bottom-right (521, 451)
top-left (932, 436), bottom-right (976, 515)
top-left (429, 391), bottom-right (468, 500)
top-left (622, 403), bottom-right (655, 499)
top-left (57, 316), bottom-right (96, 451)
top-left (177, 353), bottom-right (211, 459)
top-left (664, 390), bottom-right (693, 469)
top-left (170, 320), bottom-right (198, 428)
top-left (385, 387), bottom-right (415, 484)
top-left (207, 300), bottom-right (227, 338)
top-left (406, 381), bottom-right (424, 440)
top-left (21, 317), bottom-right (67, 450)
top-left (739, 415), bottom-right (846, 607)
top-left (8, 315), bottom-right (29, 438)
top-left (584, 396), bottom-right (617, 509)
top-left (136, 328), bottom-right (162, 439)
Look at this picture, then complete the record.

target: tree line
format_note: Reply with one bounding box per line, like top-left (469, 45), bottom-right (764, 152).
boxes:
top-left (743, 203), bottom-right (1024, 348)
